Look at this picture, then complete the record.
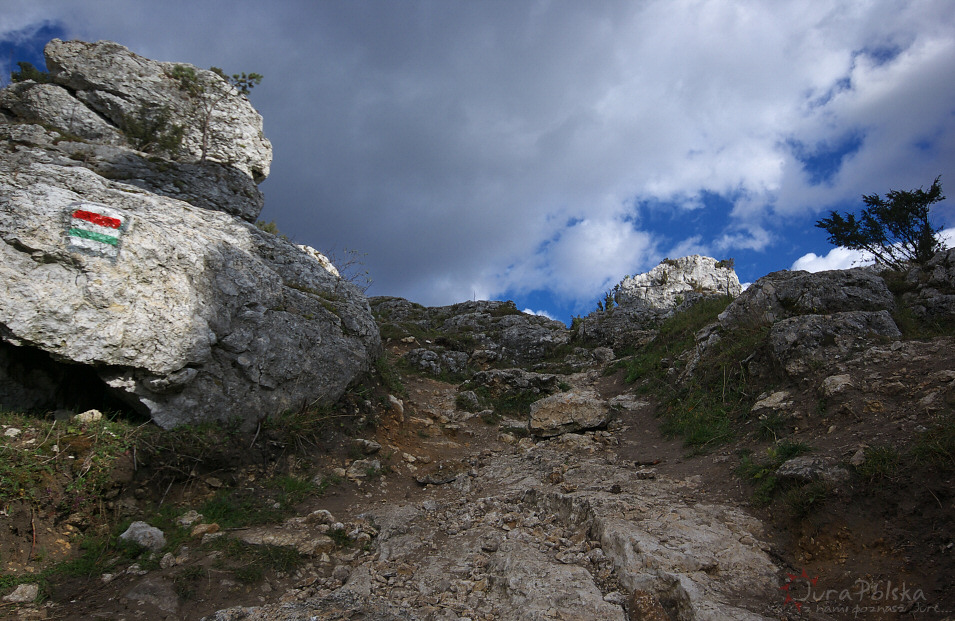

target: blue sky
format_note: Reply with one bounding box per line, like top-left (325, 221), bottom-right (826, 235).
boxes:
top-left (3, 1), bottom-right (954, 324)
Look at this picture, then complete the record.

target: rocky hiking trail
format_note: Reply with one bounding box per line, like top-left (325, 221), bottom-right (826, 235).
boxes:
top-left (3, 338), bottom-right (945, 621)
top-left (14, 360), bottom-right (778, 621)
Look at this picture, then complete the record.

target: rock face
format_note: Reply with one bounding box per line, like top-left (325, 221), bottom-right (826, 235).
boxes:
top-left (680, 259), bottom-right (955, 384)
top-left (44, 39), bottom-right (272, 182)
top-left (717, 267), bottom-right (895, 331)
top-left (0, 41), bottom-right (380, 429)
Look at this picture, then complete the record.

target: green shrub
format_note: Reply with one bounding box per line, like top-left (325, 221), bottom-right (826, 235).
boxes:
top-left (11, 61), bottom-right (52, 83)
top-left (122, 103), bottom-right (184, 155)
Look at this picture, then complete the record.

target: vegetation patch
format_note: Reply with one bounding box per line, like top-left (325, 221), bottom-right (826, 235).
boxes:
top-left (620, 295), bottom-right (770, 450)
top-left (736, 440), bottom-right (814, 506)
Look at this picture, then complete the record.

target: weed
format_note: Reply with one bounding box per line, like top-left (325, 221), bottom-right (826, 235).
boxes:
top-left (174, 566), bottom-right (208, 599)
top-left (375, 355), bottom-right (407, 397)
top-left (659, 394), bottom-right (732, 450)
top-left (269, 474), bottom-right (318, 505)
top-left (201, 536), bottom-right (303, 584)
top-left (755, 412), bottom-right (786, 442)
top-left (0, 410), bottom-right (140, 512)
top-left (328, 528), bottom-right (352, 548)
top-left (199, 488), bottom-right (284, 528)
top-left (855, 445), bottom-right (902, 481)
top-left (911, 417), bottom-right (955, 471)
top-left (784, 481), bottom-right (832, 519)
top-left (736, 440), bottom-right (813, 506)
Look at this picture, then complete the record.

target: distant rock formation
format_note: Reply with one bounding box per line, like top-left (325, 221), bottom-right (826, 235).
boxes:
top-left (370, 298), bottom-right (576, 375)
top-left (615, 255), bottom-right (742, 310)
top-left (0, 40), bottom-right (380, 429)
top-left (577, 255), bottom-right (742, 348)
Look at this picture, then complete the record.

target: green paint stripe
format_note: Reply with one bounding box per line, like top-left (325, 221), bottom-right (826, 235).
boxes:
top-left (69, 227), bottom-right (120, 246)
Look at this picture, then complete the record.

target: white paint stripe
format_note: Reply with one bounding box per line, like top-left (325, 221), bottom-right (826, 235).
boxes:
top-left (68, 235), bottom-right (119, 258)
top-left (69, 218), bottom-right (122, 238)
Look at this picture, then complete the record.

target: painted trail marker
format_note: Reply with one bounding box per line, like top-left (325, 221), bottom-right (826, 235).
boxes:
top-left (67, 201), bottom-right (129, 259)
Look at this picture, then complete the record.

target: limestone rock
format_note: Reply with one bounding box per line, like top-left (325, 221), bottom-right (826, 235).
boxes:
top-left (0, 124), bottom-right (264, 222)
top-left (615, 255), bottom-right (742, 310)
top-left (346, 459), bottom-right (381, 480)
top-left (1, 84), bottom-right (379, 430)
top-left (44, 39), bottom-right (272, 182)
top-left (718, 267), bottom-right (895, 330)
top-left (577, 255), bottom-right (741, 348)
top-left (768, 311), bottom-right (901, 378)
top-left (529, 390), bottom-right (612, 437)
top-left (2, 583), bottom-right (39, 603)
top-left (487, 539), bottom-right (626, 620)
top-left (750, 391), bottom-right (792, 414)
top-left (371, 297), bottom-right (571, 368)
top-left (821, 374), bottom-right (854, 397)
top-left (125, 576), bottom-right (179, 614)
top-left (119, 521), bottom-right (166, 551)
top-left (776, 456), bottom-right (850, 485)
top-left (204, 443), bottom-right (778, 621)
top-left (403, 347), bottom-right (469, 376)
top-left (0, 81), bottom-right (125, 145)
top-left (467, 368), bottom-right (561, 396)
top-left (900, 247), bottom-right (955, 322)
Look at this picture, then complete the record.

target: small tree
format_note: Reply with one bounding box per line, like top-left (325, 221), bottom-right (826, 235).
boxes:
top-left (815, 176), bottom-right (946, 271)
top-left (10, 61), bottom-right (52, 84)
top-left (167, 64), bottom-right (262, 162)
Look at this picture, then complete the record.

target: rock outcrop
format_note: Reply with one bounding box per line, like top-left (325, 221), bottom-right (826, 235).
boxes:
top-left (577, 255), bottom-right (742, 348)
top-left (615, 255), bottom-right (742, 310)
top-left (205, 439), bottom-right (778, 620)
top-left (371, 297), bottom-right (574, 373)
top-left (0, 41), bottom-right (380, 429)
top-left (1, 39), bottom-right (270, 221)
top-left (683, 258), bottom-right (955, 384)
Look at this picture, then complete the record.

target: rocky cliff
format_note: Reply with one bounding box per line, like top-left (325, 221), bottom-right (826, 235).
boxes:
top-left (0, 40), bottom-right (380, 429)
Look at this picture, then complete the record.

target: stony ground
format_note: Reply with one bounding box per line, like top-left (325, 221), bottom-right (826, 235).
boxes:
top-left (2, 334), bottom-right (954, 620)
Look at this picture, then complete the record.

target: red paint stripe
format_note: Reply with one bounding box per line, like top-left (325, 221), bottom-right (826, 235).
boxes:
top-left (72, 210), bottom-right (122, 229)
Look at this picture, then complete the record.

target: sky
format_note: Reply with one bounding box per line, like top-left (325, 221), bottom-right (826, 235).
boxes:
top-left (2, 1), bottom-right (954, 324)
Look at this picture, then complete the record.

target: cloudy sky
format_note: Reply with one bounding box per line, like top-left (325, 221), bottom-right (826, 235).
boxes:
top-left (3, 1), bottom-right (954, 323)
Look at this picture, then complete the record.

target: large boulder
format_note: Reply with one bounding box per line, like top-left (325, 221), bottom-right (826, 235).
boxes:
top-left (528, 390), bottom-right (612, 437)
top-left (767, 310), bottom-right (901, 378)
top-left (718, 267), bottom-right (895, 330)
top-left (0, 42), bottom-right (380, 430)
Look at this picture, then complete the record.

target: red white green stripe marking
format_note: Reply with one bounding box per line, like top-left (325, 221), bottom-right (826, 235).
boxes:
top-left (67, 201), bottom-right (128, 258)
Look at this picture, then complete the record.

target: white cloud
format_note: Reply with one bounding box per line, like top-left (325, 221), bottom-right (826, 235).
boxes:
top-left (791, 247), bottom-right (874, 272)
top-left (522, 308), bottom-right (556, 321)
top-left (792, 228), bottom-right (955, 272)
